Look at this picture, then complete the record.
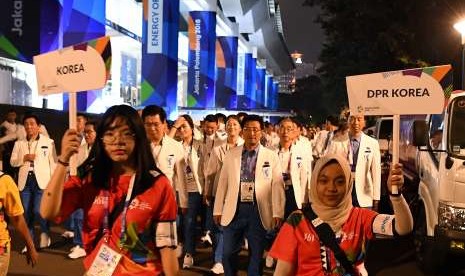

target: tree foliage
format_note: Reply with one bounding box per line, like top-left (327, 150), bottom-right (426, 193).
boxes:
top-left (297, 0), bottom-right (465, 119)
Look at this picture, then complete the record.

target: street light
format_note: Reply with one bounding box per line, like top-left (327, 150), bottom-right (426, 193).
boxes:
top-left (454, 20), bottom-right (465, 89)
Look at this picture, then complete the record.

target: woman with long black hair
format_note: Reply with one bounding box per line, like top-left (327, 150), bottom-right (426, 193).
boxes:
top-left (40, 105), bottom-right (178, 275)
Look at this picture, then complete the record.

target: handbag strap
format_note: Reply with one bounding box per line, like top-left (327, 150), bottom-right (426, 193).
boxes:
top-left (302, 205), bottom-right (356, 275)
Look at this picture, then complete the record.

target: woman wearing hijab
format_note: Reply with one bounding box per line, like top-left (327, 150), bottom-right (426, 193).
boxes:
top-left (40, 105), bottom-right (178, 275)
top-left (270, 154), bottom-right (413, 276)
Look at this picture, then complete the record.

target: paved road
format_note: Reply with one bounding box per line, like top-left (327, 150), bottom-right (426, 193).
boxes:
top-left (6, 226), bottom-right (465, 275)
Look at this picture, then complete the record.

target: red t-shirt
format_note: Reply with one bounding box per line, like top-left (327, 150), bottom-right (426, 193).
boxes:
top-left (57, 173), bottom-right (177, 276)
top-left (269, 207), bottom-right (377, 276)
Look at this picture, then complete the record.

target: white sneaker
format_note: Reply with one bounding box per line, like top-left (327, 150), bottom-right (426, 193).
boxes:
top-left (200, 231), bottom-right (213, 246)
top-left (176, 243), bottom-right (183, 258)
top-left (21, 246), bottom-right (27, 254)
top-left (68, 245), bottom-right (86, 259)
top-left (182, 254), bottom-right (194, 269)
top-left (40, 233), bottom-right (51, 249)
top-left (265, 255), bottom-right (275, 268)
top-left (62, 231), bottom-right (75, 239)
top-left (211, 262), bottom-right (224, 274)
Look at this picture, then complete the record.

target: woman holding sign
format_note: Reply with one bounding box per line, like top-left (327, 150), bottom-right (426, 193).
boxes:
top-left (40, 105), bottom-right (178, 275)
top-left (269, 154), bottom-right (413, 276)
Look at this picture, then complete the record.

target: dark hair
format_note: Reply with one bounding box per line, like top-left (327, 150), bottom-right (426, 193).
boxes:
top-left (278, 116), bottom-right (294, 126)
top-left (204, 114), bottom-right (218, 124)
top-left (22, 113), bottom-right (41, 125)
top-left (215, 113), bottom-right (227, 123)
top-left (180, 114), bottom-right (195, 138)
top-left (237, 112), bottom-right (248, 122)
top-left (77, 113), bottom-right (88, 121)
top-left (241, 114), bottom-right (264, 130)
top-left (141, 105), bottom-right (167, 123)
top-left (226, 115), bottom-right (240, 125)
top-left (85, 120), bottom-right (98, 128)
top-left (326, 115), bottom-right (339, 127)
top-left (91, 105), bottom-right (159, 197)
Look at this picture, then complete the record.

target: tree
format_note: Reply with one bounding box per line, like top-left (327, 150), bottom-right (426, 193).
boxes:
top-left (304, 0), bottom-right (464, 112)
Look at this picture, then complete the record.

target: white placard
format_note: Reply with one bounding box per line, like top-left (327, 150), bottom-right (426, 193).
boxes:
top-left (34, 43), bottom-right (107, 95)
top-left (346, 65), bottom-right (450, 116)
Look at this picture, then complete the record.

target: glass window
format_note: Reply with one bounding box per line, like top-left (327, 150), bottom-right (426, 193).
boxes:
top-left (449, 96), bottom-right (465, 157)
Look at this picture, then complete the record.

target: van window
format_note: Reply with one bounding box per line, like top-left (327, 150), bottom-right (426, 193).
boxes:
top-left (449, 96), bottom-right (465, 157)
top-left (378, 119), bottom-right (393, 140)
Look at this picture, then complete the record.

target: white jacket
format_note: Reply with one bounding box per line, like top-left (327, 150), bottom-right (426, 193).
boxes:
top-left (326, 133), bottom-right (381, 207)
top-left (213, 145), bottom-right (285, 230)
top-left (204, 137), bottom-right (244, 197)
top-left (150, 135), bottom-right (186, 207)
top-left (273, 145), bottom-right (310, 209)
top-left (10, 134), bottom-right (57, 191)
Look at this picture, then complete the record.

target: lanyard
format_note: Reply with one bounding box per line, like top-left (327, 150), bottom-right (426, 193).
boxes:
top-left (27, 136), bottom-right (39, 154)
top-left (102, 174), bottom-right (136, 249)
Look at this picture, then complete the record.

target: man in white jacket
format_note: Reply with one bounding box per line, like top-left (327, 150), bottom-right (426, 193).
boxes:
top-left (327, 113), bottom-right (381, 210)
top-left (213, 114), bottom-right (285, 276)
top-left (10, 114), bottom-right (56, 251)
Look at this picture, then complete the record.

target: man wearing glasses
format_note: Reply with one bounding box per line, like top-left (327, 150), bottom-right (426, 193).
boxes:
top-left (213, 114), bottom-right (285, 276)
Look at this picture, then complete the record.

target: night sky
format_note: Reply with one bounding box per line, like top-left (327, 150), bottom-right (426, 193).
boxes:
top-left (279, 2), bottom-right (324, 64)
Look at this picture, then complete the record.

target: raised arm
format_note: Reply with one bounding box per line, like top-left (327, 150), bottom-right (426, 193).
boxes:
top-left (40, 129), bottom-right (81, 220)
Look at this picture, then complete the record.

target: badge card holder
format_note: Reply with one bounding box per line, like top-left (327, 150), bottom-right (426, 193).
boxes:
top-left (240, 181), bottom-right (255, 202)
top-left (86, 244), bottom-right (123, 276)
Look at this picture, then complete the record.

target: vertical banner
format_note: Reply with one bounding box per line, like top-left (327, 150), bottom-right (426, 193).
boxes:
top-left (60, 0), bottom-right (106, 112)
top-left (187, 10), bottom-right (216, 108)
top-left (244, 53), bottom-right (256, 109)
top-left (0, 0), bottom-right (42, 62)
top-left (142, 0), bottom-right (179, 117)
top-left (272, 81), bottom-right (279, 110)
top-left (215, 36), bottom-right (238, 109)
top-left (256, 67), bottom-right (266, 108)
top-left (265, 74), bottom-right (272, 108)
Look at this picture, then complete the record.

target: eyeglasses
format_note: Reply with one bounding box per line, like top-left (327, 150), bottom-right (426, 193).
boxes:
top-left (144, 122), bottom-right (163, 128)
top-left (280, 127), bottom-right (295, 133)
top-left (243, 127), bottom-right (261, 133)
top-left (101, 130), bottom-right (136, 144)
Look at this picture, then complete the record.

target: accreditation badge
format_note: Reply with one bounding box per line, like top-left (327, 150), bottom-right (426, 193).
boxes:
top-left (86, 243), bottom-right (122, 276)
top-left (240, 181), bottom-right (255, 202)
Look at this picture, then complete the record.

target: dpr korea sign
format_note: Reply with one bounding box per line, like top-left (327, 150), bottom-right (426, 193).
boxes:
top-left (346, 65), bottom-right (452, 115)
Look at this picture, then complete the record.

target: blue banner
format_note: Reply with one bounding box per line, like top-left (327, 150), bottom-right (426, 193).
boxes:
top-left (142, 0), bottom-right (179, 118)
top-left (256, 67), bottom-right (265, 108)
top-left (272, 81), bottom-right (279, 110)
top-left (265, 74), bottom-right (272, 108)
top-left (60, 0), bottom-right (106, 112)
top-left (187, 11), bottom-right (216, 108)
top-left (215, 36), bottom-right (238, 109)
top-left (242, 53), bottom-right (256, 109)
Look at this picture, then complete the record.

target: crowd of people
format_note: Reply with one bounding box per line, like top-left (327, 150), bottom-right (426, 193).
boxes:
top-left (0, 105), bottom-right (414, 276)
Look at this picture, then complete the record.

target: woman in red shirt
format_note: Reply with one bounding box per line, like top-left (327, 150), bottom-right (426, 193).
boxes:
top-left (40, 105), bottom-right (178, 276)
top-left (270, 154), bottom-right (413, 276)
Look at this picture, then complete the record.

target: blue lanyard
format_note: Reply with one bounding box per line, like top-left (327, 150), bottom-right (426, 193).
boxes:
top-left (102, 174), bottom-right (136, 250)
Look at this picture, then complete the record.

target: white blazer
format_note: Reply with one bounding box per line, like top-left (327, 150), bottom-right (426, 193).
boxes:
top-left (213, 145), bottom-right (285, 230)
top-left (313, 130), bottom-right (329, 157)
top-left (178, 139), bottom-right (204, 202)
top-left (10, 134), bottom-right (57, 191)
top-left (326, 133), bottom-right (381, 207)
top-left (273, 145), bottom-right (310, 209)
top-left (151, 135), bottom-right (186, 207)
top-left (205, 137), bottom-right (244, 197)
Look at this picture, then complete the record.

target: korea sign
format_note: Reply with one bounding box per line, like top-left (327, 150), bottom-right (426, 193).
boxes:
top-left (346, 65), bottom-right (452, 115)
top-left (34, 36), bottom-right (111, 95)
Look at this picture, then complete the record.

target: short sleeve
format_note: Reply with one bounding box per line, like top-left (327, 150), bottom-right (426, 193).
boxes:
top-left (269, 214), bottom-right (299, 264)
top-left (55, 176), bottom-right (85, 224)
top-left (360, 208), bottom-right (378, 240)
top-left (154, 176), bottom-right (178, 248)
top-left (3, 175), bottom-right (24, 217)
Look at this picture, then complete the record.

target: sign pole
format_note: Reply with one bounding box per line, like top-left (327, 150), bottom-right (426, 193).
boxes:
top-left (391, 114), bottom-right (400, 194)
top-left (69, 92), bottom-right (77, 176)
